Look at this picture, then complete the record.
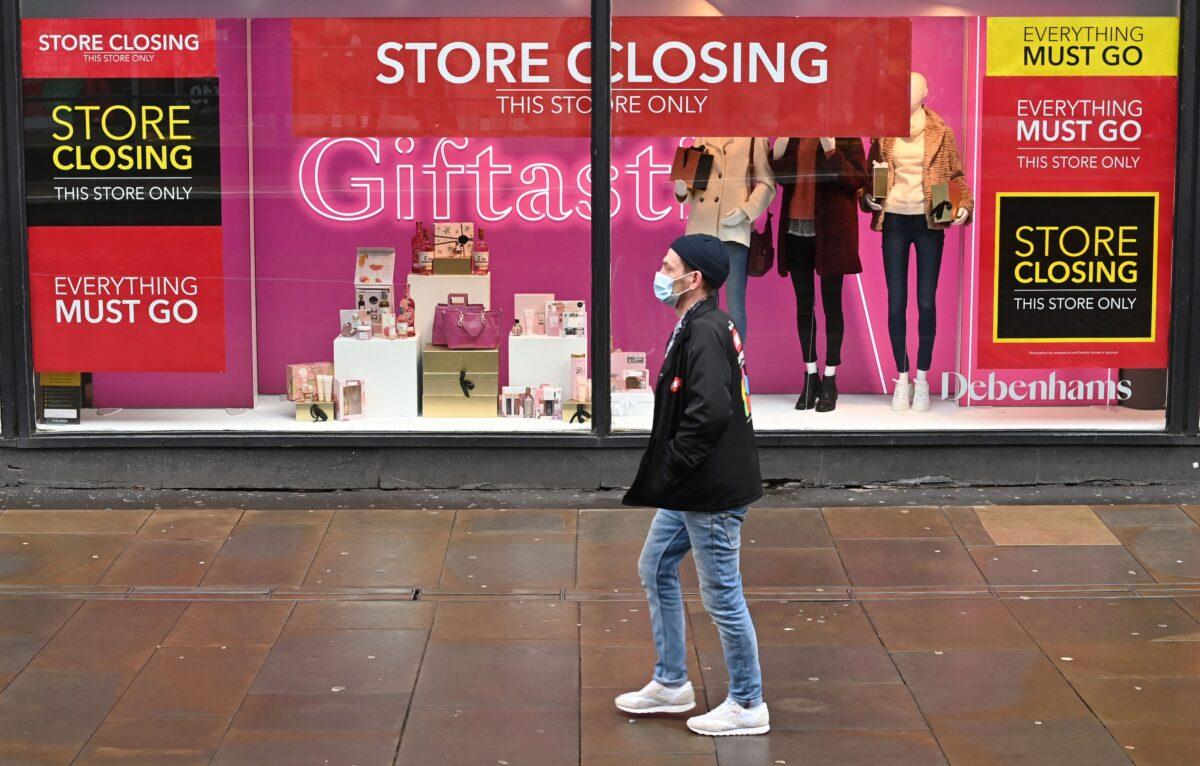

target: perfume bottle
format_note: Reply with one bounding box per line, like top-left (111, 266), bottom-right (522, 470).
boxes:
top-left (511, 319), bottom-right (522, 337)
top-left (473, 227), bottom-right (490, 275)
top-left (397, 284), bottom-right (416, 338)
top-left (522, 387), bottom-right (536, 418)
top-left (410, 220), bottom-right (424, 273)
top-left (418, 225), bottom-right (435, 275)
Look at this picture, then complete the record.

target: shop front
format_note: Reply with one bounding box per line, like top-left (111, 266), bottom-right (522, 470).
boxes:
top-left (1, 1), bottom-right (1198, 488)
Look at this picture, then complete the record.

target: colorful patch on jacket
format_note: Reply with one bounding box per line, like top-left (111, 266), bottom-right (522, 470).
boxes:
top-left (741, 371), bottom-right (753, 419)
top-left (729, 321), bottom-right (752, 420)
top-left (670, 376), bottom-right (683, 392)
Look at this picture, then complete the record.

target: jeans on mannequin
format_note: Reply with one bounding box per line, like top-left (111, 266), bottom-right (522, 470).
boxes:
top-left (722, 241), bottom-right (749, 338)
top-left (881, 213), bottom-right (945, 373)
top-left (786, 235), bottom-right (845, 367)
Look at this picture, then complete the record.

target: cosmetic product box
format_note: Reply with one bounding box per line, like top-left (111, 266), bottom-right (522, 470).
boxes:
top-left (610, 350), bottom-right (648, 391)
top-left (433, 222), bottom-right (475, 259)
top-left (871, 162), bottom-right (889, 200)
top-left (514, 293), bottom-right (554, 335)
top-left (287, 362), bottom-right (334, 402)
top-left (538, 384), bottom-right (564, 420)
top-left (422, 345), bottom-right (499, 417)
top-left (498, 386), bottom-right (527, 418)
top-left (295, 401), bottom-right (334, 422)
top-left (334, 379), bottom-right (365, 420)
top-left (562, 301), bottom-right (587, 337)
top-left (432, 255), bottom-right (473, 276)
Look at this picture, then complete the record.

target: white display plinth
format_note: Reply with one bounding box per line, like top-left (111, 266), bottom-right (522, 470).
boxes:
top-left (407, 273), bottom-right (491, 344)
top-left (333, 335), bottom-right (420, 418)
top-left (508, 334), bottom-right (587, 394)
top-left (612, 390), bottom-right (655, 418)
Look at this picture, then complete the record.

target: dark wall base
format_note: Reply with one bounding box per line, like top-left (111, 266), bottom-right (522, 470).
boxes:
top-left (3, 444), bottom-right (1199, 492)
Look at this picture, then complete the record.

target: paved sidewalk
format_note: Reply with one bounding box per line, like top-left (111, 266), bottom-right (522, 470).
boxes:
top-left (0, 504), bottom-right (1197, 764)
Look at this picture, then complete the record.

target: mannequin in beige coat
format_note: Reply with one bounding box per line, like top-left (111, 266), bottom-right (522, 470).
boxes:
top-left (673, 137), bottom-right (775, 338)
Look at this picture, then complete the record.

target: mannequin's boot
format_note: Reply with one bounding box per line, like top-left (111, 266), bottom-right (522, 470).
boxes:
top-left (816, 375), bottom-right (838, 412)
top-left (795, 372), bottom-right (822, 410)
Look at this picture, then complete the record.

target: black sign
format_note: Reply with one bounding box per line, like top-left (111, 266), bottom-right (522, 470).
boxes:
top-left (994, 193), bottom-right (1157, 342)
top-left (23, 76), bottom-right (221, 227)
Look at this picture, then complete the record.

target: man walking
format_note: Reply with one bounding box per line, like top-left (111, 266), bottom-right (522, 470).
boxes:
top-left (617, 233), bottom-right (768, 737)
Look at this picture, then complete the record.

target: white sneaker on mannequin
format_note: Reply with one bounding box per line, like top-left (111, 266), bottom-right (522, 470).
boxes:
top-left (891, 377), bottom-right (912, 411)
top-left (912, 377), bottom-right (931, 412)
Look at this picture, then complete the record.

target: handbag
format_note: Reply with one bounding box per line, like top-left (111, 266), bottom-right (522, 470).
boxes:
top-left (433, 293), bottom-right (483, 346)
top-left (746, 138), bottom-right (775, 277)
top-left (443, 305), bottom-right (503, 350)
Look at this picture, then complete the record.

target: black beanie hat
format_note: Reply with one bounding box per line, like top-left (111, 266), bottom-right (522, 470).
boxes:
top-left (669, 233), bottom-right (729, 289)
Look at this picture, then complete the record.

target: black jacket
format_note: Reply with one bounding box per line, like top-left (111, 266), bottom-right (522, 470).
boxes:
top-left (623, 297), bottom-right (763, 512)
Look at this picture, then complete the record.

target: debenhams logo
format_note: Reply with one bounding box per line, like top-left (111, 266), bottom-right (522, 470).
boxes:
top-left (941, 372), bottom-right (1133, 402)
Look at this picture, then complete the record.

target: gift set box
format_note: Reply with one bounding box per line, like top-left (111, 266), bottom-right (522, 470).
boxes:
top-left (287, 362), bottom-right (334, 402)
top-left (498, 384), bottom-right (563, 419)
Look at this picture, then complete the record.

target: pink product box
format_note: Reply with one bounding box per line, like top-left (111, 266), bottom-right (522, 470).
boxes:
top-left (287, 362), bottom-right (334, 402)
top-left (334, 379), bottom-right (365, 420)
top-left (611, 350), bottom-right (648, 391)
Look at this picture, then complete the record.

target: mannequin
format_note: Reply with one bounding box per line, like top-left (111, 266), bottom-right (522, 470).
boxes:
top-left (862, 72), bottom-right (973, 413)
top-left (674, 137), bottom-right (775, 338)
top-left (770, 136), bottom-right (867, 412)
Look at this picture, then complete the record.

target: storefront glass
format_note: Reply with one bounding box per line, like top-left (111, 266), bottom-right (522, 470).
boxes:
top-left (21, 4), bottom-right (595, 433)
top-left (609, 1), bottom-right (1180, 433)
top-left (15, 1), bottom-right (1186, 437)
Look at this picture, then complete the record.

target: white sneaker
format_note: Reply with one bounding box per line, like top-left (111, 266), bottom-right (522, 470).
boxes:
top-left (687, 699), bottom-right (770, 736)
top-left (891, 377), bottom-right (912, 411)
top-left (912, 377), bottom-right (931, 412)
top-left (614, 680), bottom-right (696, 714)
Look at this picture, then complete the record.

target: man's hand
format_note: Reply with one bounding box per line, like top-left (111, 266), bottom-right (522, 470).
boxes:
top-left (952, 206), bottom-right (969, 225)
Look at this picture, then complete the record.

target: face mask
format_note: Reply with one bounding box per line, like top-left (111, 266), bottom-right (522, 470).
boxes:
top-left (654, 271), bottom-right (697, 307)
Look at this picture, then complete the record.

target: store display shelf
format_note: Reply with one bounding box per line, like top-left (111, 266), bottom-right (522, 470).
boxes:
top-left (37, 395), bottom-right (591, 433)
top-left (613, 394), bottom-right (1165, 433)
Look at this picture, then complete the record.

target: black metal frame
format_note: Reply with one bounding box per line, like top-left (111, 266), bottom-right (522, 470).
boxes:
top-left (1, 0), bottom-right (1199, 450)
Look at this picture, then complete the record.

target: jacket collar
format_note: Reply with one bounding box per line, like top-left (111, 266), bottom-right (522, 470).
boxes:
top-left (879, 106), bottom-right (947, 167)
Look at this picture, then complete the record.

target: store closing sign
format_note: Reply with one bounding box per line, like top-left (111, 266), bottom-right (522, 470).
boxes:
top-left (22, 18), bottom-right (226, 373)
top-left (290, 17), bottom-right (912, 137)
top-left (977, 17), bottom-right (1178, 369)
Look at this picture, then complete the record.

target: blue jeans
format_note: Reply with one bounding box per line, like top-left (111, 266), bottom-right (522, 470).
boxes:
top-left (722, 241), bottom-right (749, 339)
top-left (881, 213), bottom-right (945, 373)
top-left (637, 507), bottom-right (763, 708)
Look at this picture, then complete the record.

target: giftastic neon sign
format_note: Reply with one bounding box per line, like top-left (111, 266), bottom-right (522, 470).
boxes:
top-left (298, 136), bottom-right (691, 224)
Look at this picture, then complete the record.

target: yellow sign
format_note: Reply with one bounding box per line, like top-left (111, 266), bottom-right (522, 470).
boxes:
top-left (38, 372), bottom-right (82, 386)
top-left (987, 17), bottom-right (1178, 77)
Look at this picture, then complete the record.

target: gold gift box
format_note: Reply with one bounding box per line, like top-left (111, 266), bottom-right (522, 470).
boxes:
top-left (432, 256), bottom-right (472, 275)
top-left (295, 401), bottom-right (334, 422)
top-left (422, 346), bottom-right (499, 418)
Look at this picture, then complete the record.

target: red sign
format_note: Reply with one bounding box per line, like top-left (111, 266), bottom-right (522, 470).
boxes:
top-left (976, 74), bottom-right (1177, 369)
top-left (29, 226), bottom-right (226, 373)
top-left (291, 17), bottom-right (911, 137)
top-left (22, 18), bottom-right (217, 79)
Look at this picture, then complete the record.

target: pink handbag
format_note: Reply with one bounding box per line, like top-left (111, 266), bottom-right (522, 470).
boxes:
top-left (443, 305), bottom-right (503, 349)
top-left (433, 293), bottom-right (483, 346)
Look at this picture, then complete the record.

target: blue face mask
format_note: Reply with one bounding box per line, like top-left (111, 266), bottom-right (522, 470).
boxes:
top-left (654, 271), bottom-right (697, 307)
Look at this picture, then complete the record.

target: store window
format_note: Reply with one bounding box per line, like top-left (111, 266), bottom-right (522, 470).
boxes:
top-left (609, 1), bottom-right (1181, 433)
top-left (21, 4), bottom-right (595, 433)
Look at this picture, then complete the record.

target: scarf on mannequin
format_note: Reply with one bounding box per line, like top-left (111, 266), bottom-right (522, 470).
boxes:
top-left (787, 137), bottom-right (818, 225)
